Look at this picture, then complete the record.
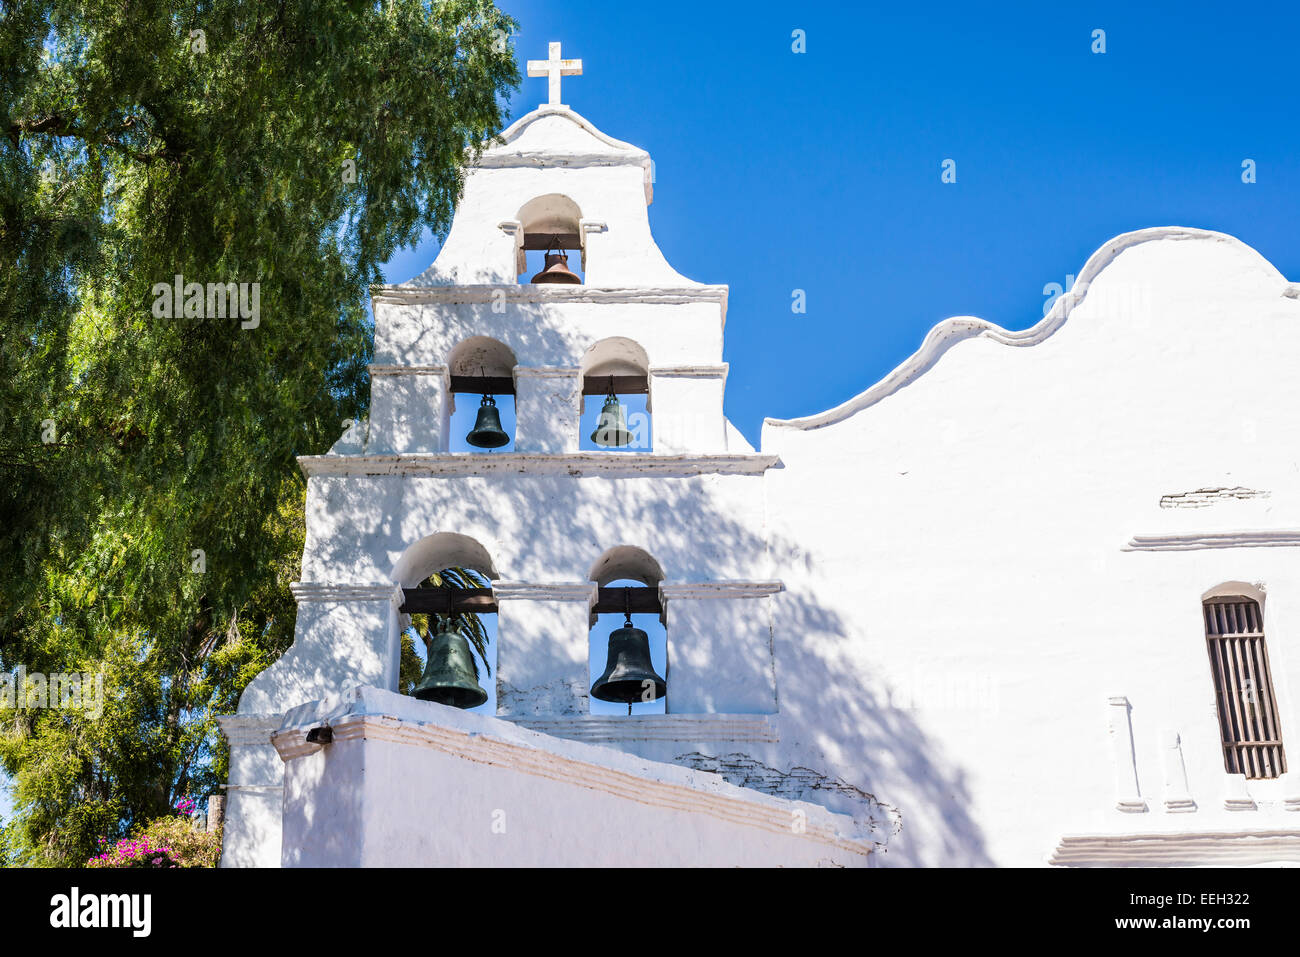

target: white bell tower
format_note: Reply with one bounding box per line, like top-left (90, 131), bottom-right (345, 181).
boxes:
top-left (214, 43), bottom-right (879, 869)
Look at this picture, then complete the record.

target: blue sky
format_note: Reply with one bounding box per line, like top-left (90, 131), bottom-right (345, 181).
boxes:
top-left (384, 0), bottom-right (1300, 446)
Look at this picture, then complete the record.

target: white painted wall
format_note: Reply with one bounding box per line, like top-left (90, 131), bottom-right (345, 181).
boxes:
top-left (274, 687), bottom-right (870, 868)
top-left (220, 96), bottom-right (1300, 869)
top-left (763, 228), bottom-right (1300, 866)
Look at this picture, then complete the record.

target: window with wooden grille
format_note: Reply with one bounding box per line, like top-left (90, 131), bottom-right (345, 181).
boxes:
top-left (1203, 596), bottom-right (1286, 779)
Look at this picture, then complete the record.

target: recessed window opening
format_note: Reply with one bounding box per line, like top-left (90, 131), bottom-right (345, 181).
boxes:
top-left (398, 563), bottom-right (497, 715)
top-left (1203, 593), bottom-right (1286, 779)
top-left (448, 336), bottom-right (516, 452)
top-left (587, 546), bottom-right (667, 716)
top-left (579, 338), bottom-right (650, 452)
top-left (515, 193), bottom-right (584, 284)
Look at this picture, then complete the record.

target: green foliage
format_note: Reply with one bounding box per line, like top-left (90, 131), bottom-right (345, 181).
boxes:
top-left (0, 0), bottom-right (518, 864)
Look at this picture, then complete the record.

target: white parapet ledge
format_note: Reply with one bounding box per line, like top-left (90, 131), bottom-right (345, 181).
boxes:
top-left (1123, 530), bottom-right (1300, 551)
top-left (507, 713), bottom-right (779, 744)
top-left (513, 366), bottom-right (579, 379)
top-left (216, 713), bottom-right (283, 747)
top-left (492, 581), bottom-right (596, 602)
top-left (271, 686), bottom-right (871, 855)
top-left (368, 364), bottom-right (448, 377)
top-left (297, 451), bottom-right (780, 479)
top-left (1050, 829), bottom-right (1300, 867)
top-left (659, 581), bottom-right (785, 601)
top-left (289, 581), bottom-right (404, 604)
top-left (648, 364), bottom-right (729, 379)
top-left (371, 283), bottom-right (728, 311)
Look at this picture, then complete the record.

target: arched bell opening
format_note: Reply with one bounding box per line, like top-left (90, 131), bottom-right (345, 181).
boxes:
top-left (587, 546), bottom-right (667, 716)
top-left (579, 337), bottom-right (651, 452)
top-left (447, 336), bottom-right (517, 452)
top-left (515, 193), bottom-right (585, 284)
top-left (390, 533), bottom-right (501, 713)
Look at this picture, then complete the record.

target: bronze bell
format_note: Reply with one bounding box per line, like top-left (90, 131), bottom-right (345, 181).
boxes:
top-left (591, 613), bottom-right (666, 705)
top-left (466, 394), bottom-right (509, 449)
top-left (413, 627), bottom-right (488, 709)
top-left (529, 244), bottom-right (582, 285)
top-left (590, 384), bottom-right (631, 448)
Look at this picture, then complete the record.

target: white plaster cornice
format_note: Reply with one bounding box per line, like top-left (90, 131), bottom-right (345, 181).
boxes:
top-left (371, 284), bottom-right (728, 312)
top-left (508, 714), bottom-right (779, 743)
top-left (216, 714), bottom-right (283, 747)
top-left (1050, 829), bottom-right (1300, 867)
top-left (1123, 530), bottom-right (1300, 552)
top-left (368, 364), bottom-right (448, 377)
top-left (659, 581), bottom-right (785, 601)
top-left (297, 452), bottom-right (779, 478)
top-left (491, 581), bottom-right (596, 602)
top-left (272, 711), bottom-right (868, 856)
top-left (289, 581), bottom-right (405, 604)
top-left (764, 227), bottom-right (1290, 434)
top-left (513, 366), bottom-right (579, 379)
top-left (649, 364), bottom-right (729, 379)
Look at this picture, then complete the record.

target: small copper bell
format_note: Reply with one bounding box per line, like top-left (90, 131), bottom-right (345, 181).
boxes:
top-left (529, 241), bottom-right (582, 285)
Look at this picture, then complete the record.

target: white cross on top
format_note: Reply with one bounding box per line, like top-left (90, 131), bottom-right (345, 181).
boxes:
top-left (527, 41), bottom-right (583, 107)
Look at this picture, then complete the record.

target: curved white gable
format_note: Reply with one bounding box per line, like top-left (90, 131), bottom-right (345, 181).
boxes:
top-left (763, 227), bottom-right (1292, 436)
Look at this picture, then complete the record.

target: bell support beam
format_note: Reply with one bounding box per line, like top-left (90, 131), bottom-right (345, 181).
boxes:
top-left (399, 585), bottom-right (663, 617)
top-left (593, 586), bottom-right (662, 617)
top-left (449, 375), bottom-right (516, 396)
top-left (581, 375), bottom-right (648, 396)
top-left (400, 588), bottom-right (498, 615)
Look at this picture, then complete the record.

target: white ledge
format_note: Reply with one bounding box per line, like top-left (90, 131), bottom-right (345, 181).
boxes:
top-left (216, 714), bottom-right (283, 747)
top-left (1050, 829), bottom-right (1300, 867)
top-left (659, 581), bottom-right (785, 600)
top-left (492, 581), bottom-right (596, 602)
top-left (372, 284), bottom-right (728, 309)
top-left (649, 364), bottom-right (729, 379)
top-left (289, 581), bottom-right (404, 603)
top-left (368, 364), bottom-right (447, 377)
top-left (507, 714), bottom-right (779, 743)
top-left (297, 452), bottom-right (780, 478)
top-left (1123, 530), bottom-right (1300, 551)
top-left (765, 227), bottom-right (1288, 433)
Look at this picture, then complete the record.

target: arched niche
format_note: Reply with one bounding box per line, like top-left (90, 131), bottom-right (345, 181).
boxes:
top-left (515, 193), bottom-right (585, 278)
top-left (587, 546), bottom-right (668, 715)
top-left (446, 336), bottom-right (518, 416)
top-left (587, 545), bottom-right (665, 627)
top-left (390, 532), bottom-right (500, 589)
top-left (588, 544), bottom-right (664, 587)
top-left (581, 336), bottom-right (650, 381)
top-left (448, 336), bottom-right (517, 379)
top-left (517, 193), bottom-right (583, 250)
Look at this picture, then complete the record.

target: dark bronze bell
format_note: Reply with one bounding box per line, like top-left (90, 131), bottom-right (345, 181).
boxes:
top-left (529, 245), bottom-right (582, 284)
top-left (591, 614), bottom-right (666, 704)
top-left (413, 627), bottom-right (488, 709)
top-left (466, 394), bottom-right (509, 449)
top-left (590, 392), bottom-right (631, 447)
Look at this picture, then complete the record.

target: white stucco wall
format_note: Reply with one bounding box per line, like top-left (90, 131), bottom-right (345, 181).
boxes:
top-left (762, 228), bottom-right (1300, 866)
top-left (220, 96), bottom-right (1300, 869)
top-left (274, 687), bottom-right (871, 868)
